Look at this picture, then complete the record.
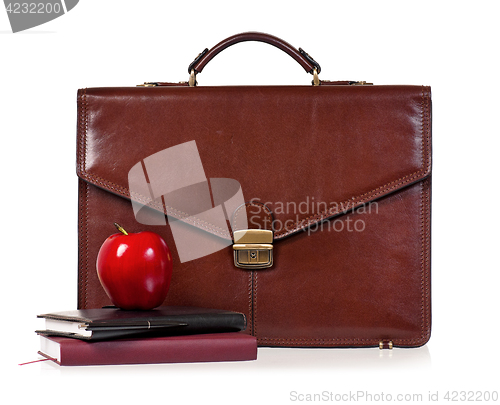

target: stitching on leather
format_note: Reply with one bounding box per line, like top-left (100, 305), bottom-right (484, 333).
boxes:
top-left (232, 201), bottom-right (273, 232)
top-left (248, 272), bottom-right (253, 335)
top-left (79, 172), bottom-right (231, 239)
top-left (82, 89), bottom-right (88, 178)
top-left (420, 182), bottom-right (425, 342)
top-left (254, 272), bottom-right (258, 337)
top-left (84, 182), bottom-right (89, 308)
top-left (77, 120), bottom-right (85, 308)
top-left (78, 89), bottom-right (89, 309)
top-left (77, 90), bottom-right (83, 176)
top-left (274, 89), bottom-right (432, 240)
top-left (80, 171), bottom-right (230, 238)
top-left (419, 87), bottom-right (425, 342)
top-left (424, 181), bottom-right (431, 337)
top-left (77, 93), bottom-right (83, 308)
top-left (78, 91), bottom-right (231, 240)
top-left (275, 170), bottom-right (425, 239)
top-left (421, 180), bottom-right (431, 342)
top-left (232, 205), bottom-right (243, 231)
top-left (83, 172), bottom-right (228, 235)
top-left (422, 87), bottom-right (431, 339)
top-left (418, 87), bottom-right (431, 344)
top-left (84, 90), bottom-right (89, 308)
top-left (77, 180), bottom-right (89, 308)
top-left (257, 337), bottom-right (423, 343)
top-left (259, 338), bottom-right (378, 342)
top-left (256, 321), bottom-right (432, 344)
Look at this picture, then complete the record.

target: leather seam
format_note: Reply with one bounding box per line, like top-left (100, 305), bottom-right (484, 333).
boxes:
top-left (425, 181), bottom-right (431, 338)
top-left (83, 90), bottom-right (89, 309)
top-left (76, 92), bottom-right (83, 309)
top-left (80, 172), bottom-right (232, 239)
top-left (420, 181), bottom-right (425, 342)
top-left (80, 167), bottom-right (428, 242)
top-left (420, 87), bottom-right (431, 344)
top-left (76, 91), bottom-right (89, 309)
top-left (423, 180), bottom-right (431, 342)
top-left (78, 186), bottom-right (85, 307)
top-left (77, 91), bottom-right (231, 240)
top-left (423, 87), bottom-right (431, 341)
top-left (248, 272), bottom-right (253, 335)
top-left (419, 87), bottom-right (425, 342)
top-left (254, 272), bottom-right (258, 338)
top-left (78, 89), bottom-right (89, 309)
top-left (233, 201), bottom-right (273, 232)
top-left (82, 88), bottom-right (87, 181)
top-left (257, 337), bottom-right (422, 343)
top-left (274, 170), bottom-right (426, 239)
top-left (84, 182), bottom-right (89, 308)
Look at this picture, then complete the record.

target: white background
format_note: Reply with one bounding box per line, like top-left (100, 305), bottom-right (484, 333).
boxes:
top-left (2, 1), bottom-right (499, 404)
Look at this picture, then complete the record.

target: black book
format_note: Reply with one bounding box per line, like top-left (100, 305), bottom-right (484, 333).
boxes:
top-left (36, 306), bottom-right (247, 341)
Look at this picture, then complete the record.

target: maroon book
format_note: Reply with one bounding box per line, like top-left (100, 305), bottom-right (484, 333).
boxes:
top-left (38, 332), bottom-right (257, 366)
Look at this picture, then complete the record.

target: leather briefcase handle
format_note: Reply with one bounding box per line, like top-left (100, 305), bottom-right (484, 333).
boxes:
top-left (187, 32), bottom-right (321, 86)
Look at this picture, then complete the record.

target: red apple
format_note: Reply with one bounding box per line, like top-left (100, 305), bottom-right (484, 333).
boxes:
top-left (96, 223), bottom-right (173, 310)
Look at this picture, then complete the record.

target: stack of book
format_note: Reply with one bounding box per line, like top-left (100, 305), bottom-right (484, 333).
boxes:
top-left (35, 306), bottom-right (257, 366)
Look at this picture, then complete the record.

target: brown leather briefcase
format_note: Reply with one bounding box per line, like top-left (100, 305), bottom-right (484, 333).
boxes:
top-left (77, 32), bottom-right (431, 348)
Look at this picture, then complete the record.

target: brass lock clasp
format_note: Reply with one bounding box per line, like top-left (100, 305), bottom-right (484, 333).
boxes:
top-left (233, 229), bottom-right (273, 269)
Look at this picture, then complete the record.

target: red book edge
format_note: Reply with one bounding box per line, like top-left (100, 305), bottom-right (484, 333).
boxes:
top-left (38, 332), bottom-right (257, 366)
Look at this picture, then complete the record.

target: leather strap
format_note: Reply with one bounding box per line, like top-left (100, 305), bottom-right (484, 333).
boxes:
top-left (188, 32), bottom-right (321, 74)
top-left (231, 201), bottom-right (275, 233)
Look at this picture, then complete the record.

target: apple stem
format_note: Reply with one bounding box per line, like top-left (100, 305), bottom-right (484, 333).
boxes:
top-left (114, 222), bottom-right (128, 236)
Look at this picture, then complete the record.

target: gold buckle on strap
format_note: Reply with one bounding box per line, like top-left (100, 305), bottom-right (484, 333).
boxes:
top-left (233, 229), bottom-right (273, 269)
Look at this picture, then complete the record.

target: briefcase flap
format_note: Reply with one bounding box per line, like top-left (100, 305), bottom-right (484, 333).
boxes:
top-left (77, 85), bottom-right (431, 242)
